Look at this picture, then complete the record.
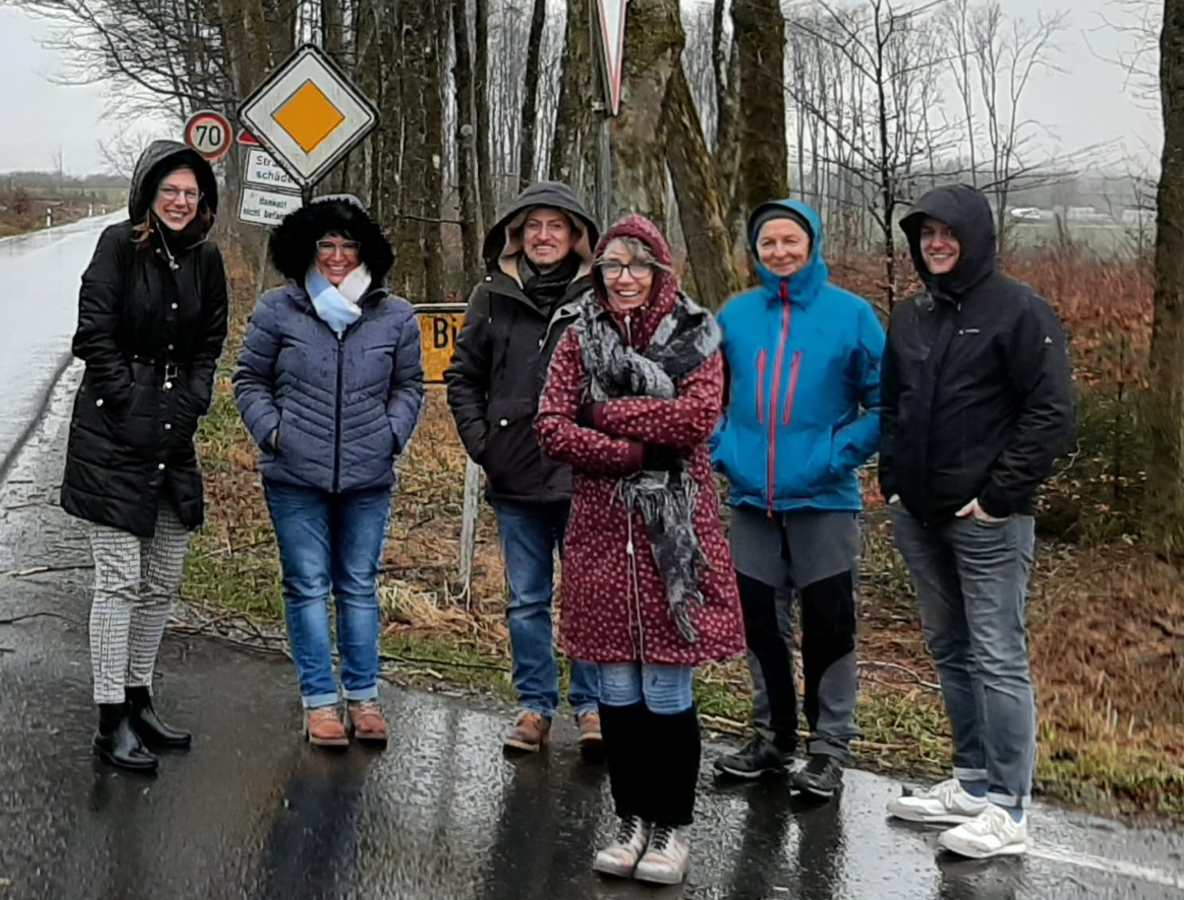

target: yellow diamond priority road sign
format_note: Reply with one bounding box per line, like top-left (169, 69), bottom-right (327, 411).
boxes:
top-left (238, 43), bottom-right (379, 189)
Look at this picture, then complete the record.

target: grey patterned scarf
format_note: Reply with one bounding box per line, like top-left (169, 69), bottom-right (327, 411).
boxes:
top-left (576, 292), bottom-right (721, 643)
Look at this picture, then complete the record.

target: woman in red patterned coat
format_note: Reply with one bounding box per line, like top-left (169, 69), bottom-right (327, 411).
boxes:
top-left (536, 214), bottom-right (745, 886)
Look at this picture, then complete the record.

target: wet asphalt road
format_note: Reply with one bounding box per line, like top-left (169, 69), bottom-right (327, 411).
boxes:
top-left (0, 219), bottom-right (1185, 900)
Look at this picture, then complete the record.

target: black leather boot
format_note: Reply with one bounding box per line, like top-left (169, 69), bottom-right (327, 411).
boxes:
top-left (126, 686), bottom-right (192, 749)
top-left (93, 703), bottom-right (158, 774)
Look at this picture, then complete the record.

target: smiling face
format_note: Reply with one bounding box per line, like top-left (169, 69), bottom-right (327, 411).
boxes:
top-left (597, 240), bottom-right (656, 311)
top-left (315, 231), bottom-right (361, 286)
top-left (522, 207), bottom-right (576, 268)
top-left (755, 218), bottom-right (811, 277)
top-left (153, 167), bottom-right (200, 231)
top-left (920, 217), bottom-right (961, 275)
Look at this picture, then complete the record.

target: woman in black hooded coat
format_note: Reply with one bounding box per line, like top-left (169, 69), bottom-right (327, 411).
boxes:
top-left (60, 140), bottom-right (228, 773)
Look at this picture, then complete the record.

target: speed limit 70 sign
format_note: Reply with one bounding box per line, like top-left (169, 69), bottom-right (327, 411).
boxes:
top-left (184, 110), bottom-right (234, 162)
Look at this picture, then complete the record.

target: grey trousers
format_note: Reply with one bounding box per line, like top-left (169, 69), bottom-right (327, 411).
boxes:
top-left (88, 503), bottom-right (191, 705)
top-left (890, 504), bottom-right (1037, 808)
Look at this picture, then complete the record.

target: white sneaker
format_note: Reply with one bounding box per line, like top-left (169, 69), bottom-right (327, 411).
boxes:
top-left (886, 778), bottom-right (990, 824)
top-left (593, 815), bottom-right (650, 877)
top-left (938, 804), bottom-right (1029, 859)
top-left (633, 825), bottom-right (689, 885)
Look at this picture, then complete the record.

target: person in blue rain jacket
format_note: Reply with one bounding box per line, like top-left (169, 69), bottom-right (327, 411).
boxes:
top-left (710, 199), bottom-right (884, 800)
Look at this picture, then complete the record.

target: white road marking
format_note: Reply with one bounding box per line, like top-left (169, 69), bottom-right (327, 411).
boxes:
top-left (1030, 843), bottom-right (1184, 889)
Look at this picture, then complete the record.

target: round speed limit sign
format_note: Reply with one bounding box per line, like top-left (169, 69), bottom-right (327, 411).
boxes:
top-left (184, 110), bottom-right (234, 162)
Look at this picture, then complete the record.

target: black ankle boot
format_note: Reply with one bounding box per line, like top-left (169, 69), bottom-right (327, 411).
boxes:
top-left (93, 703), bottom-right (158, 774)
top-left (126, 686), bottom-right (192, 749)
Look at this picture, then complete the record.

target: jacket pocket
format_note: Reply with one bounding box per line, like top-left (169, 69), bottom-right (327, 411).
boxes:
top-left (782, 351), bottom-right (802, 426)
top-left (772, 424), bottom-right (835, 501)
top-left (755, 349), bottom-right (767, 425)
top-left (480, 398), bottom-right (541, 494)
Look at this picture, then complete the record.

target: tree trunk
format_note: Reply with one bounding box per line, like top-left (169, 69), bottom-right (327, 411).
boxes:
top-left (663, 64), bottom-right (739, 309)
top-left (452, 0), bottom-right (482, 289)
top-left (1142, 0), bottom-right (1183, 559)
top-left (518, 0), bottom-right (547, 190)
top-left (474, 0), bottom-right (495, 226)
top-left (609, 0), bottom-right (674, 226)
top-left (550, 0), bottom-right (596, 206)
top-left (396, 0), bottom-right (427, 301)
top-left (422, 0), bottom-right (446, 303)
top-left (730, 0), bottom-right (788, 217)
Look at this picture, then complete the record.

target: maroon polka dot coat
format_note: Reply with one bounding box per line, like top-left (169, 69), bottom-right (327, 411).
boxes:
top-left (535, 215), bottom-right (746, 667)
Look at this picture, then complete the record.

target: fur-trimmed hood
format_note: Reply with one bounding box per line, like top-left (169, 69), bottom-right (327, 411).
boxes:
top-left (483, 181), bottom-right (598, 287)
top-left (269, 195), bottom-right (395, 289)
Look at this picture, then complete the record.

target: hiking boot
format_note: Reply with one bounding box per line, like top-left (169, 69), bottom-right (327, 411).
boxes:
top-left (577, 711), bottom-right (603, 756)
top-left (937, 804), bottom-right (1029, 859)
top-left (633, 825), bottom-right (689, 885)
top-left (503, 710), bottom-right (551, 752)
top-left (790, 754), bottom-right (843, 800)
top-left (304, 705), bottom-right (349, 748)
top-left (886, 777), bottom-right (989, 825)
top-left (346, 699), bottom-right (388, 744)
top-left (592, 815), bottom-right (650, 878)
top-left (712, 735), bottom-right (793, 779)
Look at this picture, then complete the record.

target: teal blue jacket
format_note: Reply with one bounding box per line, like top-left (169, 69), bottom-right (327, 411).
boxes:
top-left (711, 200), bottom-right (885, 513)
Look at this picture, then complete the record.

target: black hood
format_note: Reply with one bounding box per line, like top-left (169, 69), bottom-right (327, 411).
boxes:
top-left (129, 140), bottom-right (219, 222)
top-left (482, 181), bottom-right (598, 268)
top-left (900, 184), bottom-right (996, 300)
top-left (269, 194), bottom-right (395, 288)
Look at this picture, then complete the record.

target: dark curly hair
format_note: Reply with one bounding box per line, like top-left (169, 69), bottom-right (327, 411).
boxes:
top-left (269, 195), bottom-right (395, 287)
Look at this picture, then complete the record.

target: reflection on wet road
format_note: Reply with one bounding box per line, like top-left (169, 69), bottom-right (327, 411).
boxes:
top-left (0, 215), bottom-right (121, 475)
top-left (0, 291), bottom-right (1185, 900)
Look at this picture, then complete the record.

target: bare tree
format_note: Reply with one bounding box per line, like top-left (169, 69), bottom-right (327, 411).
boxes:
top-left (1142, 0), bottom-right (1182, 558)
top-left (730, 0), bottom-right (789, 223)
top-left (452, 0), bottom-right (483, 288)
top-left (475, 0), bottom-right (495, 225)
top-left (518, 0), bottom-right (547, 189)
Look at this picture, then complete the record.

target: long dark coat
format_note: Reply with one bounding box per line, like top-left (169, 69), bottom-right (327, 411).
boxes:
top-left (60, 140), bottom-right (228, 537)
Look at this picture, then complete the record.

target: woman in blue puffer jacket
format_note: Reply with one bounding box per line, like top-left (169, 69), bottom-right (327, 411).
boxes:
top-left (710, 200), bottom-right (884, 799)
top-left (233, 195), bottom-right (424, 748)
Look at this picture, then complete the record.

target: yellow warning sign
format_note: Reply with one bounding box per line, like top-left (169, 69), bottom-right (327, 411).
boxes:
top-left (272, 80), bottom-right (345, 153)
top-left (417, 304), bottom-right (467, 385)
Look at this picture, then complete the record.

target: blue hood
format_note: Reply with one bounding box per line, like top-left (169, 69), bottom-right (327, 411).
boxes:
top-left (747, 199), bottom-right (829, 307)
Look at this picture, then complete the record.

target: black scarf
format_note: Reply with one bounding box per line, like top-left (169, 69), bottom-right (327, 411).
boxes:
top-left (518, 253), bottom-right (579, 312)
top-left (576, 291), bottom-right (721, 643)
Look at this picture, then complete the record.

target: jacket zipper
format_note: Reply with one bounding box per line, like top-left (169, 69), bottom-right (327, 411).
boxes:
top-left (538, 302), bottom-right (581, 353)
top-left (766, 284), bottom-right (793, 515)
top-left (783, 351), bottom-right (802, 426)
top-left (755, 349), bottom-right (767, 424)
top-left (332, 334), bottom-right (345, 491)
top-left (626, 508), bottom-right (648, 660)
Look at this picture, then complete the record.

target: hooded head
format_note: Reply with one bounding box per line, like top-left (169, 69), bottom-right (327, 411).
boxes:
top-left (900, 184), bottom-right (996, 300)
top-left (128, 140), bottom-right (219, 245)
top-left (590, 215), bottom-right (679, 335)
top-left (269, 195), bottom-right (395, 290)
top-left (746, 199), bottom-right (829, 304)
top-left (483, 182), bottom-right (599, 287)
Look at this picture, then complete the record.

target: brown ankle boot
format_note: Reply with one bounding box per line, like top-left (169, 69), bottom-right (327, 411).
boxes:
top-left (346, 699), bottom-right (388, 744)
top-left (503, 710), bottom-right (551, 752)
top-left (304, 706), bottom-right (349, 747)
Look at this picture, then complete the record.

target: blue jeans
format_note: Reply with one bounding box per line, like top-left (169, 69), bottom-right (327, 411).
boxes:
top-left (264, 480), bottom-right (392, 709)
top-left (492, 500), bottom-right (599, 718)
top-left (598, 663), bottom-right (694, 714)
top-left (890, 504), bottom-right (1037, 808)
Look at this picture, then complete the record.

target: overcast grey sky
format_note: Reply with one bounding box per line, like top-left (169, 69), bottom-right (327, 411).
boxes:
top-left (0, 0), bottom-right (1162, 176)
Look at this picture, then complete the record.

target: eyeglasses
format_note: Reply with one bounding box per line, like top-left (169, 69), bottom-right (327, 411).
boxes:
top-left (598, 261), bottom-right (654, 280)
top-left (316, 239), bottom-right (361, 256)
top-left (159, 186), bottom-right (202, 205)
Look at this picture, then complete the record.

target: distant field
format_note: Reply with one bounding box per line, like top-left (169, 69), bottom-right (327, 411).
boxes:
top-left (1009, 222), bottom-right (1154, 259)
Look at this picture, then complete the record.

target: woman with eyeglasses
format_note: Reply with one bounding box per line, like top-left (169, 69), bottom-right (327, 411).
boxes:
top-left (233, 195), bottom-right (424, 748)
top-left (61, 140), bottom-right (228, 774)
top-left (535, 215), bottom-right (744, 885)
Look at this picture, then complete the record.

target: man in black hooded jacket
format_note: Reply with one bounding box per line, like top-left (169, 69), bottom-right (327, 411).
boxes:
top-left (879, 184), bottom-right (1073, 859)
top-left (445, 182), bottom-right (601, 755)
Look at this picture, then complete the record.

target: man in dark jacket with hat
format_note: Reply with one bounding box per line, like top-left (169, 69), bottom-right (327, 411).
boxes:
top-left (880, 184), bottom-right (1074, 859)
top-left (446, 182), bottom-right (601, 754)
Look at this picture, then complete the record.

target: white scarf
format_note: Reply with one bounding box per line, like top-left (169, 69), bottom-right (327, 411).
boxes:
top-left (305, 264), bottom-right (373, 336)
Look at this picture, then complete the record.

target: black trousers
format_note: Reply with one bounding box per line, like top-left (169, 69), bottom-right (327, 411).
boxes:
top-left (737, 569), bottom-right (857, 755)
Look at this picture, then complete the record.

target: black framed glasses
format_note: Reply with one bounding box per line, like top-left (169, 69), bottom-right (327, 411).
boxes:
top-left (158, 186), bottom-right (202, 206)
top-left (316, 239), bottom-right (362, 256)
top-left (598, 261), bottom-right (654, 280)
